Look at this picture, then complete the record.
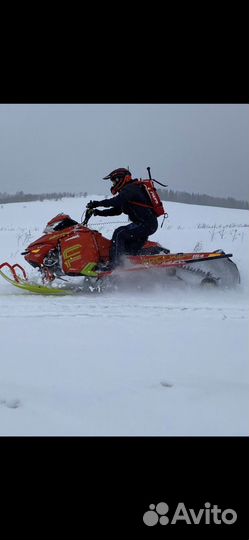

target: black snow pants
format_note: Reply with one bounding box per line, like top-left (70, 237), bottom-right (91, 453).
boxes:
top-left (110, 220), bottom-right (158, 268)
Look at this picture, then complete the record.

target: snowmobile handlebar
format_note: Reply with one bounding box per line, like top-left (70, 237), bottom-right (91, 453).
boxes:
top-left (82, 208), bottom-right (94, 227)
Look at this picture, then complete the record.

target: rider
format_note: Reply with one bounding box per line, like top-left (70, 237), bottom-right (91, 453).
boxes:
top-left (86, 168), bottom-right (159, 269)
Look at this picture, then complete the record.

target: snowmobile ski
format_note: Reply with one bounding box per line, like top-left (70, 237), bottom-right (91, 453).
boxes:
top-left (0, 263), bottom-right (73, 295)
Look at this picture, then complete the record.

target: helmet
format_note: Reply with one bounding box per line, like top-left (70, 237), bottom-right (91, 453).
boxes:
top-left (103, 168), bottom-right (132, 195)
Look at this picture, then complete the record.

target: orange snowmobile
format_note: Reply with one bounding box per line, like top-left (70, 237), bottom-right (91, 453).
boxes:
top-left (0, 210), bottom-right (240, 294)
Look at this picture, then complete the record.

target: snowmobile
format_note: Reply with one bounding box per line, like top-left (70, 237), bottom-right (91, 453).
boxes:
top-left (0, 210), bottom-right (240, 295)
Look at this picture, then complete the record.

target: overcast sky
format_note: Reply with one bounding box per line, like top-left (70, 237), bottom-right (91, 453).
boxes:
top-left (0, 104), bottom-right (248, 200)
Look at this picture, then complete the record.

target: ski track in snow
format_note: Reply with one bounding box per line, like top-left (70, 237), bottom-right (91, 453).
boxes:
top-left (0, 197), bottom-right (248, 435)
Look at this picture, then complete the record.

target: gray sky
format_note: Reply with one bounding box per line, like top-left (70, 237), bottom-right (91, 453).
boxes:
top-left (0, 104), bottom-right (248, 200)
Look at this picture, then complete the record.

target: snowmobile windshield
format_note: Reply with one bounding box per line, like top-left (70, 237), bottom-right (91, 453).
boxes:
top-left (43, 218), bottom-right (78, 234)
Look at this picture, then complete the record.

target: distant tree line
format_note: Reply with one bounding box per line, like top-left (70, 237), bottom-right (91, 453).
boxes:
top-left (157, 189), bottom-right (249, 210)
top-left (0, 191), bottom-right (87, 204)
top-left (0, 189), bottom-right (248, 210)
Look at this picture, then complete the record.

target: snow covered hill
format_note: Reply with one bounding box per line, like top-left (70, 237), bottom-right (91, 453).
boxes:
top-left (0, 196), bottom-right (248, 435)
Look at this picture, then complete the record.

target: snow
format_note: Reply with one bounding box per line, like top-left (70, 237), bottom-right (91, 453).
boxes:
top-left (0, 196), bottom-right (248, 435)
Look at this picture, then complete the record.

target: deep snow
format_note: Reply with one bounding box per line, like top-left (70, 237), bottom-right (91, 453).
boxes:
top-left (0, 196), bottom-right (248, 435)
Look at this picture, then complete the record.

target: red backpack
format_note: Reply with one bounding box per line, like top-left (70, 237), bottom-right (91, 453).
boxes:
top-left (130, 179), bottom-right (167, 218)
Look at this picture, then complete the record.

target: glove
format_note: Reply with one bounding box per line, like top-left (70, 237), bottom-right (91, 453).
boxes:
top-left (86, 200), bottom-right (99, 209)
top-left (84, 208), bottom-right (101, 218)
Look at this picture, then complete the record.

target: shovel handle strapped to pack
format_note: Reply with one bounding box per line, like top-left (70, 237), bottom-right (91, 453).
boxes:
top-left (129, 166), bottom-right (168, 226)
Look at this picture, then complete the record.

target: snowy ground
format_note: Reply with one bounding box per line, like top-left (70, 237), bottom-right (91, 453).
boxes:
top-left (0, 197), bottom-right (248, 435)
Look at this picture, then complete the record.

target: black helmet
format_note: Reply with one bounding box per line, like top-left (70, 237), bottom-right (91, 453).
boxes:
top-left (103, 168), bottom-right (132, 195)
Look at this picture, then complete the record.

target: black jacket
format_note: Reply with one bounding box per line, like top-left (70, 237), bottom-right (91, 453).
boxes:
top-left (95, 180), bottom-right (158, 226)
